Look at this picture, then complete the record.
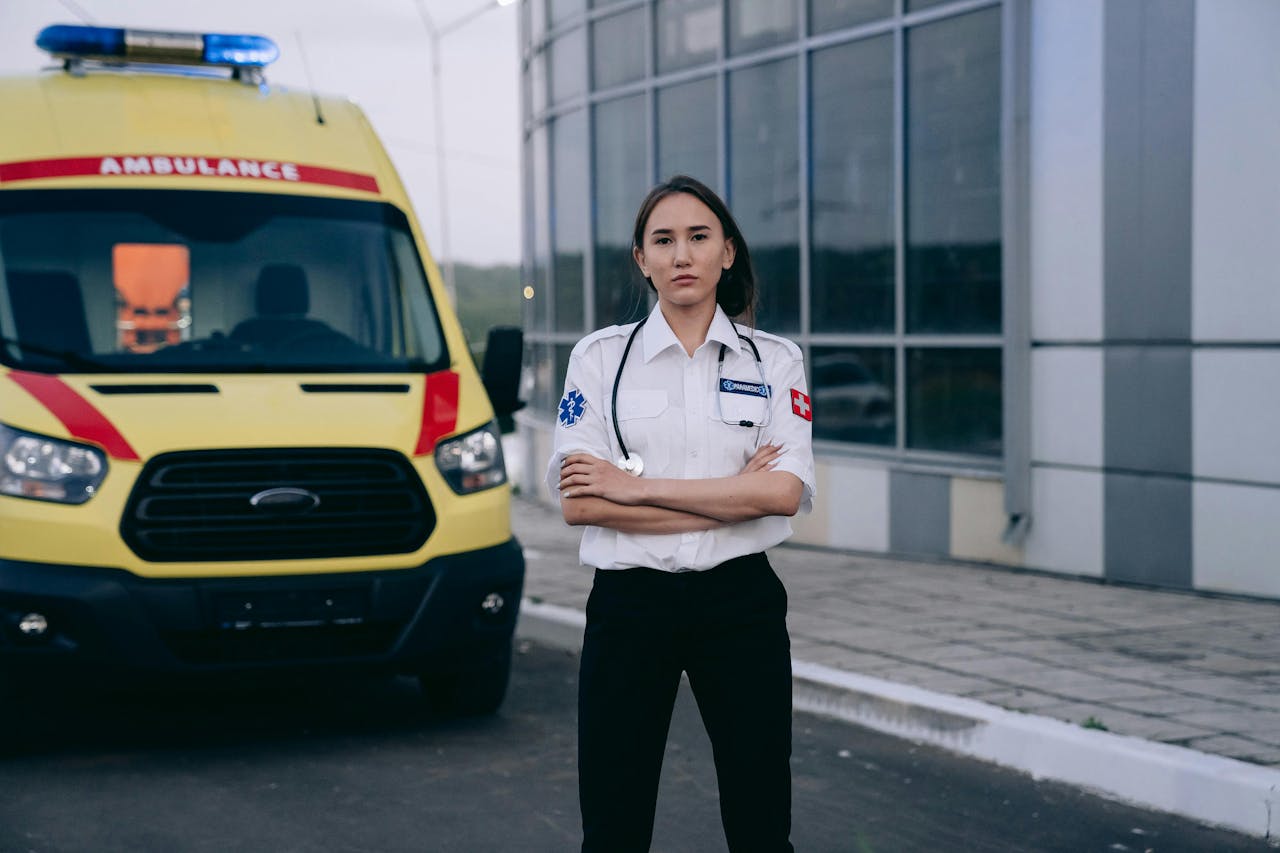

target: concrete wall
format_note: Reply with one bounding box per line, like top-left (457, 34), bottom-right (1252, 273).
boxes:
top-left (1189, 0), bottom-right (1280, 597)
top-left (1021, 0), bottom-right (1106, 579)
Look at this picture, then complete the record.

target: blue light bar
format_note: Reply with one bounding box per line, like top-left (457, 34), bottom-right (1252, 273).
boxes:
top-left (36, 24), bottom-right (278, 69)
top-left (36, 24), bottom-right (126, 57)
top-left (201, 33), bottom-right (278, 67)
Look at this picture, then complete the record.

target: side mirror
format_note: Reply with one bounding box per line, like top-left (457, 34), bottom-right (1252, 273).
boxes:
top-left (481, 325), bottom-right (525, 432)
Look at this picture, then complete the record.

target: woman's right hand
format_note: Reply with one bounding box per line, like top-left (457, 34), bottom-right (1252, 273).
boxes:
top-left (559, 453), bottom-right (644, 504)
top-left (741, 444), bottom-right (782, 474)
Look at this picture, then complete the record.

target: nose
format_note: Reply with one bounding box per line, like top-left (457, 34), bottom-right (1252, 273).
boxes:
top-left (674, 238), bottom-right (692, 266)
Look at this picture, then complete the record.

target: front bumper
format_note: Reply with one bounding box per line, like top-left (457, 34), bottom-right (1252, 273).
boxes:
top-left (0, 538), bottom-right (524, 679)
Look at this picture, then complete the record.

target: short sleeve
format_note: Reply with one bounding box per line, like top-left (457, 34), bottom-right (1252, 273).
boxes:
top-left (543, 344), bottom-right (614, 506)
top-left (760, 347), bottom-right (816, 514)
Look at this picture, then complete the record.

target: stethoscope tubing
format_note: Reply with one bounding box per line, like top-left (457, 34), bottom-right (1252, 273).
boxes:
top-left (611, 317), bottom-right (648, 465)
top-left (610, 316), bottom-right (768, 466)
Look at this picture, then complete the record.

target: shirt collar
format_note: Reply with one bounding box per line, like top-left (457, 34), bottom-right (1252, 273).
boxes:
top-left (641, 303), bottom-right (743, 363)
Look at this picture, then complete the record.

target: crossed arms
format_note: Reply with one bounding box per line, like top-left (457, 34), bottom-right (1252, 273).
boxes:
top-left (557, 445), bottom-right (803, 534)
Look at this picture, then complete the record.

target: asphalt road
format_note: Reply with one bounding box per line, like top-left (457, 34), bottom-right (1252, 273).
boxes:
top-left (0, 641), bottom-right (1268, 853)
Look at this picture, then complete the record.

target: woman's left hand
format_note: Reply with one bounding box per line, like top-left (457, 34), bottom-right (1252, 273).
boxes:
top-left (559, 453), bottom-right (643, 504)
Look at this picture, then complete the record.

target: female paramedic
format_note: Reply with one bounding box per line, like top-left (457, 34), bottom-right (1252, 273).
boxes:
top-left (546, 174), bottom-right (815, 853)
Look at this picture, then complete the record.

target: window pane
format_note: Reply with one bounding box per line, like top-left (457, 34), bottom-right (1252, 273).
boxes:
top-left (730, 58), bottom-right (799, 332)
top-left (810, 35), bottom-right (894, 333)
top-left (550, 0), bottom-right (586, 27)
top-left (594, 95), bottom-right (650, 327)
top-left (528, 342), bottom-right (551, 411)
top-left (550, 27), bottom-right (587, 105)
top-left (531, 342), bottom-right (577, 414)
top-left (657, 76), bottom-right (718, 190)
top-left (906, 347), bottom-right (1002, 455)
top-left (552, 110), bottom-right (587, 332)
top-left (907, 0), bottom-right (952, 11)
top-left (812, 346), bottom-right (895, 445)
top-left (656, 0), bottom-right (721, 74)
top-left (905, 8), bottom-right (1001, 333)
top-left (530, 126), bottom-right (552, 332)
top-left (592, 8), bottom-right (646, 90)
top-left (809, 0), bottom-right (892, 34)
top-left (728, 0), bottom-right (799, 56)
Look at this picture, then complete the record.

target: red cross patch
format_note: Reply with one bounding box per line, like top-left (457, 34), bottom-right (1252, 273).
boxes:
top-left (790, 388), bottom-right (812, 421)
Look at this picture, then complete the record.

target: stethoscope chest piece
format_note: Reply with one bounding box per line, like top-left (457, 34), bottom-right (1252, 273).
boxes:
top-left (609, 315), bottom-right (765, 481)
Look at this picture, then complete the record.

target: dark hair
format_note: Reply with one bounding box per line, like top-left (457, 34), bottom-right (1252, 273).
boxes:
top-left (631, 174), bottom-right (757, 325)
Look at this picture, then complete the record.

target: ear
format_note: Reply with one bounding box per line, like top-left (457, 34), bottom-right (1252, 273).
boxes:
top-left (722, 236), bottom-right (736, 270)
top-left (633, 245), bottom-right (649, 278)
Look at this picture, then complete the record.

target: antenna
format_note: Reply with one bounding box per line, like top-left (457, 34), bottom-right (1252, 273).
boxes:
top-left (56, 0), bottom-right (97, 23)
top-left (293, 30), bottom-right (326, 126)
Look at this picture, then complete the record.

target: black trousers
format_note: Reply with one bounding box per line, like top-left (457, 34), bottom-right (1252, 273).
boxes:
top-left (578, 552), bottom-right (793, 853)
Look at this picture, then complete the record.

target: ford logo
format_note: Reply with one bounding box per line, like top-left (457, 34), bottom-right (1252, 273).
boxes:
top-left (249, 487), bottom-right (321, 515)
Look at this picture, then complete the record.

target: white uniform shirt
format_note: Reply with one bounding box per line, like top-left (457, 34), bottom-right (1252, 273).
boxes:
top-left (545, 303), bottom-right (816, 572)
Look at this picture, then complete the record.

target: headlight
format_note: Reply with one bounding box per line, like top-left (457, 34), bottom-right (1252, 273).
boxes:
top-left (0, 423), bottom-right (108, 504)
top-left (434, 422), bottom-right (507, 495)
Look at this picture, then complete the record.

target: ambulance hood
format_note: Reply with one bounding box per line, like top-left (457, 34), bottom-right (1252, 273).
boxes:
top-left (1, 371), bottom-right (463, 461)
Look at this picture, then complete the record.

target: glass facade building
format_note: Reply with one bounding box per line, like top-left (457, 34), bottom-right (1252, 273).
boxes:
top-left (521, 0), bottom-right (1006, 461)
top-left (516, 0), bottom-right (1280, 601)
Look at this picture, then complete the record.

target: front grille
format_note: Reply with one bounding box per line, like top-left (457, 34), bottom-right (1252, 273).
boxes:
top-left (122, 449), bottom-right (435, 562)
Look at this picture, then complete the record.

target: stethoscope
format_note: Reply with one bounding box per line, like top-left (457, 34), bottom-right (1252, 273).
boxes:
top-left (610, 316), bottom-right (770, 477)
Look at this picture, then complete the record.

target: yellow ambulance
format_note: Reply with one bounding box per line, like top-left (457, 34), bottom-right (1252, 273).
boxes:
top-left (0, 24), bottom-right (525, 714)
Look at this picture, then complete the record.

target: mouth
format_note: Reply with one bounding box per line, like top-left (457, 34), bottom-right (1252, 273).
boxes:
top-left (671, 275), bottom-right (697, 284)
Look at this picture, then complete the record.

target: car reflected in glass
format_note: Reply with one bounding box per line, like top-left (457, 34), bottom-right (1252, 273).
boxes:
top-left (811, 351), bottom-right (894, 445)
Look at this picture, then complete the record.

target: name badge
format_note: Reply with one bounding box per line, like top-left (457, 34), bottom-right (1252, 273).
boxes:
top-left (720, 378), bottom-right (770, 398)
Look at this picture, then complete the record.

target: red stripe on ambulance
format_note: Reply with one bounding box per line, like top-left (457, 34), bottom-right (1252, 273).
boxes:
top-left (7, 371), bottom-right (139, 461)
top-left (414, 370), bottom-right (460, 456)
top-left (0, 155), bottom-right (379, 193)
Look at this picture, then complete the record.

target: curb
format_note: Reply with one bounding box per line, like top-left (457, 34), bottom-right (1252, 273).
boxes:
top-left (517, 600), bottom-right (585, 652)
top-left (516, 600), bottom-right (1280, 842)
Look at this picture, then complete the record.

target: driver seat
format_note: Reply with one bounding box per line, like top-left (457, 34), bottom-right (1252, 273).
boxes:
top-left (229, 264), bottom-right (333, 348)
top-left (7, 270), bottom-right (93, 362)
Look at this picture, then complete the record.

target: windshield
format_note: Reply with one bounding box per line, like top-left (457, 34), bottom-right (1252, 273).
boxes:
top-left (0, 190), bottom-right (448, 374)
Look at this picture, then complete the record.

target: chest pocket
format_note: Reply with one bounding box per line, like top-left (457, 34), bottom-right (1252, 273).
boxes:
top-left (615, 389), bottom-right (670, 473)
top-left (707, 389), bottom-right (769, 474)
top-left (716, 387), bottom-right (771, 427)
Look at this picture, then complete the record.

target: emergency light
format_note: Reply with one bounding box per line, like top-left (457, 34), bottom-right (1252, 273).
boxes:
top-left (36, 24), bottom-right (279, 72)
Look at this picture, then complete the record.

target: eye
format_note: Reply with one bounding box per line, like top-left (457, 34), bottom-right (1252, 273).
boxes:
top-left (653, 236), bottom-right (672, 245)
top-left (691, 233), bottom-right (708, 241)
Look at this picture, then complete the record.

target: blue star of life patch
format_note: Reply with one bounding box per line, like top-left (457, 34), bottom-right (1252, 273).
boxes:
top-left (558, 388), bottom-right (587, 427)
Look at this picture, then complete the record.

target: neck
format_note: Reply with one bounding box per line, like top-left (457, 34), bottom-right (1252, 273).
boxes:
top-left (659, 300), bottom-right (716, 357)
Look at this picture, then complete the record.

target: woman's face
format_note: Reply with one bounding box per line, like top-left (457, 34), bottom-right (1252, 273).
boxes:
top-left (633, 192), bottom-right (736, 314)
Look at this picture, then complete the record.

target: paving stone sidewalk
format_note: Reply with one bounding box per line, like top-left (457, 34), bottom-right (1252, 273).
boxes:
top-left (511, 495), bottom-right (1280, 769)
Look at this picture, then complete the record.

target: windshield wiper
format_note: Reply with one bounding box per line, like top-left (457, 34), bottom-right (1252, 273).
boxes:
top-left (0, 336), bottom-right (112, 372)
